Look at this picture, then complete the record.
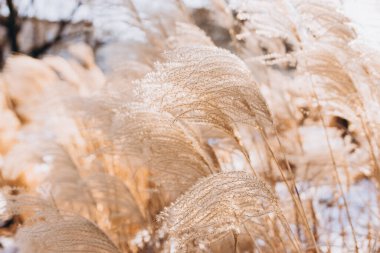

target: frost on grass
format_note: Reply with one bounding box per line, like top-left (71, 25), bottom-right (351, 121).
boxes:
top-left (157, 171), bottom-right (280, 251)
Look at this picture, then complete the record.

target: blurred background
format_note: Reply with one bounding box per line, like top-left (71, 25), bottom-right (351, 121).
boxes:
top-left (0, 0), bottom-right (379, 70)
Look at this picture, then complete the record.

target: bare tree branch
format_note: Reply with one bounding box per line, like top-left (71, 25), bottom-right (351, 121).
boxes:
top-left (28, 1), bottom-right (82, 57)
top-left (5, 0), bottom-right (20, 52)
top-left (0, 16), bottom-right (7, 26)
